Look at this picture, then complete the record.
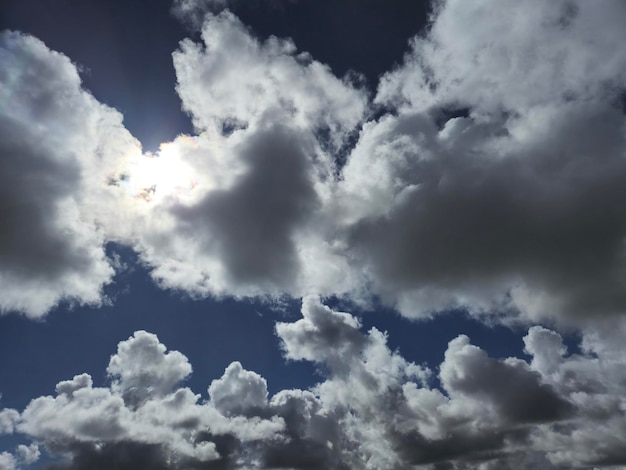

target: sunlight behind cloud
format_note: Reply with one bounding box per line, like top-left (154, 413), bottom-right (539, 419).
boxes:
top-left (119, 140), bottom-right (198, 204)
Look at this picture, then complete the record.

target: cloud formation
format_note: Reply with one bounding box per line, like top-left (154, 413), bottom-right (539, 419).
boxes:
top-left (4, 1), bottom-right (626, 467)
top-left (120, 11), bottom-right (367, 299)
top-left (338, 0), bottom-right (626, 322)
top-left (146, 0), bottom-right (626, 325)
top-left (0, 31), bottom-right (138, 318)
top-left (5, 298), bottom-right (626, 468)
top-left (3, 0), bottom-right (626, 326)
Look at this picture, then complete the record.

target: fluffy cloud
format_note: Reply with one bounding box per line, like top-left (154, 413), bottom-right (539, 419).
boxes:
top-left (106, 331), bottom-right (193, 407)
top-left (0, 31), bottom-right (138, 318)
top-left (118, 11), bottom-right (367, 299)
top-left (377, 0), bottom-right (626, 113)
top-left (6, 0), bottom-right (626, 325)
top-left (209, 361), bottom-right (268, 416)
top-left (0, 444), bottom-right (39, 470)
top-left (14, 331), bottom-right (285, 469)
top-left (337, 0), bottom-right (626, 323)
top-left (0, 11), bottom-right (367, 316)
top-left (7, 298), bottom-right (626, 468)
top-left (5, 0), bottom-right (626, 466)
top-left (173, 12), bottom-right (367, 141)
top-left (158, 1), bottom-right (626, 325)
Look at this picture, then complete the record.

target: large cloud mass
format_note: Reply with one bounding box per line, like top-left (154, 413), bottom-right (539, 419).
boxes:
top-left (4, 0), bottom-right (626, 466)
top-left (3, 0), bottom-right (626, 325)
top-left (0, 31), bottom-right (138, 318)
top-left (339, 0), bottom-right (626, 322)
top-left (5, 298), bottom-right (626, 468)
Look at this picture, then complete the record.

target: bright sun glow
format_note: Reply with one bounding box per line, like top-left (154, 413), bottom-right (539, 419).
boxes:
top-left (120, 141), bottom-right (197, 204)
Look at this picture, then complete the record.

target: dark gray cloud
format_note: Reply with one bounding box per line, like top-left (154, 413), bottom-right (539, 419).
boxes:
top-left (347, 106), bottom-right (626, 321)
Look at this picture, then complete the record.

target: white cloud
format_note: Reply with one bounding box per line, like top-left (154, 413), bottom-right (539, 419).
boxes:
top-left (8, 298), bottom-right (626, 467)
top-left (0, 31), bottom-right (139, 318)
top-left (209, 362), bottom-right (268, 416)
top-left (377, 0), bottom-right (626, 113)
top-left (14, 445), bottom-right (39, 466)
top-left (0, 452), bottom-right (16, 470)
top-left (5, 298), bottom-right (626, 467)
top-left (14, 331), bottom-right (285, 469)
top-left (107, 331), bottom-right (193, 406)
top-left (6, 0), bottom-right (626, 325)
top-left (0, 444), bottom-right (39, 470)
top-left (173, 11), bottom-right (367, 140)
top-left (336, 0), bottom-right (626, 323)
top-left (118, 12), bottom-right (367, 300)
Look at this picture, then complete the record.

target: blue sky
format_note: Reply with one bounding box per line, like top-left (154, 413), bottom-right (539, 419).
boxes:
top-left (1, 1), bottom-right (626, 469)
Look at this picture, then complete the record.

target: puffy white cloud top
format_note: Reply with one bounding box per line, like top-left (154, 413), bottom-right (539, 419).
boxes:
top-left (4, 298), bottom-right (626, 468)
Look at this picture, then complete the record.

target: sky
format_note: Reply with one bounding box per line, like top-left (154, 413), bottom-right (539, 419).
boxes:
top-left (1, 0), bottom-right (626, 468)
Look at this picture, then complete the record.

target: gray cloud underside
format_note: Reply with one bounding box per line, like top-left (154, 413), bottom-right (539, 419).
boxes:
top-left (3, 1), bottom-right (626, 325)
top-left (4, 297), bottom-right (626, 469)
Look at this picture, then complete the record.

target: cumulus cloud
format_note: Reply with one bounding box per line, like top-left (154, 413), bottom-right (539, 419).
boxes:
top-left (154, 0), bottom-right (626, 325)
top-left (106, 330), bottom-right (193, 406)
top-left (119, 11), bottom-right (367, 299)
top-left (14, 331), bottom-right (285, 469)
top-left (7, 298), bottom-right (626, 468)
top-left (6, 0), bottom-right (626, 325)
top-left (0, 444), bottom-right (39, 470)
top-left (172, 12), bottom-right (366, 141)
top-left (0, 11), bottom-right (368, 317)
top-left (6, 0), bottom-right (626, 466)
top-left (0, 31), bottom-right (138, 318)
top-left (337, 0), bottom-right (626, 322)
